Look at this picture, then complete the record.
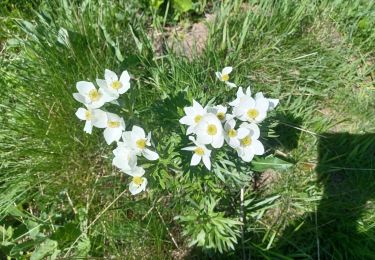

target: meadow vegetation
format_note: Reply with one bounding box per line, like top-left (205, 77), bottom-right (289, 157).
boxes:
top-left (0, 0), bottom-right (374, 259)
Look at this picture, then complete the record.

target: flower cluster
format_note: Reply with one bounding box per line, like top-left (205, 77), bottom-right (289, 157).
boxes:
top-left (73, 69), bottom-right (159, 195)
top-left (180, 68), bottom-right (279, 170)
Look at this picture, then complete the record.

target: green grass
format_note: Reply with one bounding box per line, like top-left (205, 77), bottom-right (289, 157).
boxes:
top-left (1, 0), bottom-right (374, 259)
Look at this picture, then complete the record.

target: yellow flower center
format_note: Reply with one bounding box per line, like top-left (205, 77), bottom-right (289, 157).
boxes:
top-left (228, 128), bottom-right (237, 138)
top-left (221, 74), bottom-right (229, 81)
top-left (107, 121), bottom-right (120, 128)
top-left (194, 147), bottom-right (205, 156)
top-left (247, 109), bottom-right (259, 119)
top-left (85, 110), bottom-right (92, 120)
top-left (207, 124), bottom-right (217, 136)
top-left (88, 89), bottom-right (101, 102)
top-left (133, 176), bottom-right (143, 186)
top-left (217, 112), bottom-right (225, 121)
top-left (136, 139), bottom-right (146, 149)
top-left (241, 136), bottom-right (252, 147)
top-left (194, 115), bottom-right (203, 123)
top-left (111, 80), bottom-right (122, 90)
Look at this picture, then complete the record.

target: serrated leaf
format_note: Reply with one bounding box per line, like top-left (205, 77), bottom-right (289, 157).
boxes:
top-left (251, 155), bottom-right (293, 171)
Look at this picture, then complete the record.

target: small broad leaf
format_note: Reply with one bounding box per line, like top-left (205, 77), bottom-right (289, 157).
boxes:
top-left (30, 239), bottom-right (58, 260)
top-left (251, 155), bottom-right (293, 172)
top-left (172, 0), bottom-right (193, 13)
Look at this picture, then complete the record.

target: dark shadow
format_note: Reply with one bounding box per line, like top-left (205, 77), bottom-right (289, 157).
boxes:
top-left (262, 111), bottom-right (303, 152)
top-left (274, 133), bottom-right (375, 259)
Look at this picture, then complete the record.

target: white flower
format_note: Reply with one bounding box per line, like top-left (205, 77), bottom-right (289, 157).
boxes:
top-left (233, 94), bottom-right (269, 123)
top-left (195, 113), bottom-right (224, 148)
top-left (179, 100), bottom-right (207, 135)
top-left (236, 122), bottom-right (264, 162)
top-left (127, 166), bottom-right (147, 195)
top-left (224, 118), bottom-right (249, 148)
top-left (112, 142), bottom-right (138, 172)
top-left (215, 67), bottom-right (236, 88)
top-left (75, 107), bottom-right (107, 134)
top-left (255, 92), bottom-right (279, 111)
top-left (97, 69), bottom-right (130, 99)
top-left (228, 87), bottom-right (252, 107)
top-left (73, 81), bottom-right (113, 109)
top-left (103, 112), bottom-right (125, 145)
top-left (122, 126), bottom-right (159, 160)
top-left (182, 137), bottom-right (212, 170)
top-left (207, 105), bottom-right (228, 123)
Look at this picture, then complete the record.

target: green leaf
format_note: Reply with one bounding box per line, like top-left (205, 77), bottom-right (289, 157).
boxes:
top-left (150, 0), bottom-right (164, 9)
top-left (251, 155), bottom-right (293, 172)
top-left (30, 239), bottom-right (59, 260)
top-left (172, 0), bottom-right (192, 13)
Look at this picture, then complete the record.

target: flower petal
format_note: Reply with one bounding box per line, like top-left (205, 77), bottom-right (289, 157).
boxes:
top-left (191, 153), bottom-right (201, 166)
top-left (75, 108), bottom-right (87, 120)
top-left (143, 149), bottom-right (159, 161)
top-left (76, 81), bottom-right (95, 96)
top-left (83, 121), bottom-right (93, 134)
top-left (91, 109), bottom-right (107, 128)
top-left (251, 139), bottom-right (265, 155)
top-left (202, 155), bottom-right (211, 170)
top-left (222, 67), bottom-right (233, 75)
top-left (104, 69), bottom-right (118, 83)
top-left (73, 93), bottom-right (88, 104)
top-left (225, 81), bottom-right (237, 88)
top-left (104, 127), bottom-right (123, 145)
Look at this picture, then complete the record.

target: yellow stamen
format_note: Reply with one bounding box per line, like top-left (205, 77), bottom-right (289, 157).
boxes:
top-left (217, 112), bottom-right (225, 121)
top-left (207, 124), bottom-right (217, 136)
top-left (88, 89), bottom-right (101, 102)
top-left (194, 147), bottom-right (205, 156)
top-left (221, 74), bottom-right (229, 81)
top-left (136, 139), bottom-right (146, 149)
top-left (107, 121), bottom-right (120, 128)
top-left (228, 128), bottom-right (237, 138)
top-left (194, 115), bottom-right (203, 123)
top-left (111, 80), bottom-right (122, 90)
top-left (133, 176), bottom-right (143, 186)
top-left (241, 136), bottom-right (252, 147)
top-left (247, 109), bottom-right (259, 119)
top-left (85, 110), bottom-right (92, 120)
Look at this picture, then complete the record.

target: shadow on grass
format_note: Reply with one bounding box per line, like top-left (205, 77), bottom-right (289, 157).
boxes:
top-left (275, 133), bottom-right (375, 259)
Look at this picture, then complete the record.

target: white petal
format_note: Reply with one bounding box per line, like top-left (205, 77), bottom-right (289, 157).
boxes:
top-left (143, 149), bottom-right (159, 161)
top-left (215, 72), bottom-right (222, 81)
top-left (202, 155), bottom-right (211, 170)
top-left (104, 69), bottom-right (118, 83)
top-left (237, 127), bottom-right (249, 139)
top-left (132, 125), bottom-right (145, 138)
top-left (245, 123), bottom-right (260, 140)
top-left (104, 127), bottom-right (123, 145)
top-left (182, 146), bottom-right (196, 151)
top-left (228, 138), bottom-right (240, 148)
top-left (222, 67), bottom-right (233, 75)
top-left (241, 149), bottom-right (254, 162)
top-left (75, 108), bottom-right (87, 120)
top-left (191, 154), bottom-right (201, 166)
top-left (196, 133), bottom-right (211, 145)
top-left (96, 79), bottom-right (107, 88)
top-left (73, 93), bottom-right (88, 104)
top-left (268, 98), bottom-right (279, 110)
top-left (186, 125), bottom-right (196, 135)
top-left (254, 110), bottom-right (267, 123)
top-left (76, 81), bottom-right (95, 96)
top-left (118, 81), bottom-right (130, 94)
top-left (211, 134), bottom-right (224, 149)
top-left (91, 109), bottom-right (107, 128)
top-left (192, 99), bottom-right (204, 112)
top-left (83, 121), bottom-right (93, 134)
top-left (252, 140), bottom-right (265, 155)
top-left (179, 115), bottom-right (194, 126)
top-left (256, 97), bottom-right (269, 112)
top-left (225, 81), bottom-right (237, 88)
top-left (120, 70), bottom-right (130, 83)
